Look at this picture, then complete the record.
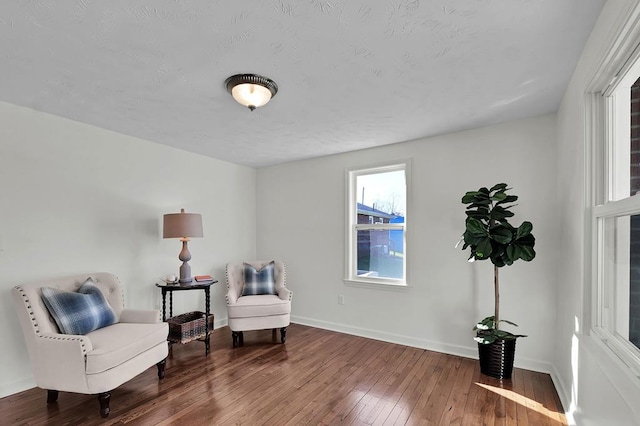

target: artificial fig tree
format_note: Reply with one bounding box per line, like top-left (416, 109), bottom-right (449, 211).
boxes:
top-left (459, 183), bottom-right (536, 343)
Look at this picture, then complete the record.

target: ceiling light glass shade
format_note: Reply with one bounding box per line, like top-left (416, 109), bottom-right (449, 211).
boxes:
top-left (225, 74), bottom-right (278, 111)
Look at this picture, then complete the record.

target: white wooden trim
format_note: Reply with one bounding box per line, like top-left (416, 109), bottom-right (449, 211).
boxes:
top-left (344, 159), bottom-right (410, 287)
top-left (582, 1), bottom-right (640, 417)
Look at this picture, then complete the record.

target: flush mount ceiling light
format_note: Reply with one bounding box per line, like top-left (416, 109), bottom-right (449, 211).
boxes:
top-left (225, 74), bottom-right (278, 111)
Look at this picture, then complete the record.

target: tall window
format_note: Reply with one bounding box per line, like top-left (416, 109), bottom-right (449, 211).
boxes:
top-left (346, 162), bottom-right (408, 286)
top-left (591, 54), bottom-right (640, 373)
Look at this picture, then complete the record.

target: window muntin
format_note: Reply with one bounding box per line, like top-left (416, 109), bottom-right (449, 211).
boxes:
top-left (346, 163), bottom-right (408, 286)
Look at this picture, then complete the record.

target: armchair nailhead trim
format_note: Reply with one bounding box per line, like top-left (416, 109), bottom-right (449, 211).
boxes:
top-left (281, 263), bottom-right (293, 300)
top-left (115, 275), bottom-right (125, 308)
top-left (16, 286), bottom-right (40, 334)
top-left (14, 286), bottom-right (88, 355)
top-left (41, 335), bottom-right (88, 354)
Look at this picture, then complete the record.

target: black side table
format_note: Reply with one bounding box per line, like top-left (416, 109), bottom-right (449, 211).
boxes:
top-left (156, 280), bottom-right (218, 355)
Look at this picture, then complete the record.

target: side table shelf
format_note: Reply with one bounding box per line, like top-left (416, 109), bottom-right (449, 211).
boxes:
top-left (156, 280), bottom-right (218, 356)
top-left (167, 311), bottom-right (215, 344)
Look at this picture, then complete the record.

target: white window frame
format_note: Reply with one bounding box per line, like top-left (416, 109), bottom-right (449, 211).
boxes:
top-left (345, 160), bottom-right (410, 289)
top-left (585, 5), bottom-right (640, 389)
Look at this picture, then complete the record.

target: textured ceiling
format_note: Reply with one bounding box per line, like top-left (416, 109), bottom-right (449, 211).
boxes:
top-left (0, 0), bottom-right (605, 168)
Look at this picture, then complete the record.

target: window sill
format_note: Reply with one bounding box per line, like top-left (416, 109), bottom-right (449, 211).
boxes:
top-left (343, 279), bottom-right (410, 292)
top-left (581, 332), bottom-right (640, 420)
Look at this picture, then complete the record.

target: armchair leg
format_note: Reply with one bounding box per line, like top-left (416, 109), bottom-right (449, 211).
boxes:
top-left (232, 331), bottom-right (239, 348)
top-left (239, 331), bottom-right (244, 346)
top-left (98, 392), bottom-right (111, 418)
top-left (156, 358), bottom-right (166, 379)
top-left (47, 390), bottom-right (59, 403)
top-left (280, 327), bottom-right (287, 344)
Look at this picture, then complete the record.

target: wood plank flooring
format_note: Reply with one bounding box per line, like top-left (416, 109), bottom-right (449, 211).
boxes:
top-left (0, 324), bottom-right (567, 425)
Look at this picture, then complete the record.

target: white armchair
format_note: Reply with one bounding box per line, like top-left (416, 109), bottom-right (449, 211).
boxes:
top-left (11, 272), bottom-right (168, 418)
top-left (226, 260), bottom-right (292, 347)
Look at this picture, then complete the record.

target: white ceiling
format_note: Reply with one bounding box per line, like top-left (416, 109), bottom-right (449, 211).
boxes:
top-left (0, 0), bottom-right (605, 168)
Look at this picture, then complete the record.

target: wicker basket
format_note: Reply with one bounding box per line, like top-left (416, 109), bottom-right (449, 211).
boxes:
top-left (167, 311), bottom-right (214, 344)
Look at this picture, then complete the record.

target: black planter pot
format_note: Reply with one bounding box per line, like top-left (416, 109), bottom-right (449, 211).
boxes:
top-left (478, 339), bottom-right (516, 379)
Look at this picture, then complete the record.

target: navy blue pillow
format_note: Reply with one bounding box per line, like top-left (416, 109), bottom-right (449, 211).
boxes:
top-left (241, 261), bottom-right (277, 296)
top-left (41, 278), bottom-right (117, 335)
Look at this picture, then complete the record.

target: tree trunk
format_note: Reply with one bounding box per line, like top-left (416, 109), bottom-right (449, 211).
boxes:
top-left (494, 265), bottom-right (500, 329)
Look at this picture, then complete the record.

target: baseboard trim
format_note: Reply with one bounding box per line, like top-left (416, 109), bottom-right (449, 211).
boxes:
top-left (214, 318), bottom-right (228, 329)
top-left (0, 377), bottom-right (35, 399)
top-left (291, 315), bottom-right (552, 374)
top-left (549, 364), bottom-right (574, 424)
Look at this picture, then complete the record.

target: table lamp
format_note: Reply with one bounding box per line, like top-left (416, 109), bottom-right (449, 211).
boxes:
top-left (163, 208), bottom-right (203, 284)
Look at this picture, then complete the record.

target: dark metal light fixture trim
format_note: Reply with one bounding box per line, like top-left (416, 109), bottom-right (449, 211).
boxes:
top-left (225, 74), bottom-right (278, 111)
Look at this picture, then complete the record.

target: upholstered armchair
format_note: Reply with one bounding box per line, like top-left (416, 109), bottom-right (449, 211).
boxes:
top-left (12, 272), bottom-right (169, 418)
top-left (225, 260), bottom-right (292, 347)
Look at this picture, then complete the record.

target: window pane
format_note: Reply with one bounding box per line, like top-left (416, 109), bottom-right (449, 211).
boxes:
top-left (356, 229), bottom-right (404, 279)
top-left (601, 214), bottom-right (640, 350)
top-left (356, 170), bottom-right (406, 218)
top-left (630, 214), bottom-right (640, 349)
top-left (632, 76), bottom-right (640, 196)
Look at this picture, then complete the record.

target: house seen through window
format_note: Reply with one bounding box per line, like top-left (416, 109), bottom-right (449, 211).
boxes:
top-left (626, 75), bottom-right (640, 349)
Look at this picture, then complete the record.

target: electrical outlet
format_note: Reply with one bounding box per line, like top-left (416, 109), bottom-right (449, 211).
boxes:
top-left (338, 294), bottom-right (345, 305)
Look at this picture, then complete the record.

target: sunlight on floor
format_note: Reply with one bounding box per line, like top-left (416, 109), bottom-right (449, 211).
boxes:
top-left (476, 382), bottom-right (564, 423)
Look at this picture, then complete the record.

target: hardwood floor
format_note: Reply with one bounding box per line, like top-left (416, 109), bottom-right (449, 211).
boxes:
top-left (0, 324), bottom-right (567, 425)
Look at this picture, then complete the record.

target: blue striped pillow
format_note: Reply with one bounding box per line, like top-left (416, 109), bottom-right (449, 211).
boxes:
top-left (41, 278), bottom-right (117, 335)
top-left (241, 261), bottom-right (277, 296)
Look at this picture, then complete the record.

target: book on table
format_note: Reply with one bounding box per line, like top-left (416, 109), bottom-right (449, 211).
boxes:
top-left (194, 275), bottom-right (213, 282)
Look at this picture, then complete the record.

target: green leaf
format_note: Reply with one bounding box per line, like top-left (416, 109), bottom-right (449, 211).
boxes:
top-left (519, 245), bottom-right (536, 261)
top-left (490, 226), bottom-right (512, 244)
top-left (465, 217), bottom-right (487, 235)
top-left (490, 254), bottom-right (506, 267)
top-left (496, 195), bottom-right (518, 205)
top-left (465, 210), bottom-right (490, 220)
top-left (462, 191), bottom-right (489, 204)
top-left (516, 221), bottom-right (533, 239)
top-left (500, 319), bottom-right (519, 327)
top-left (489, 183), bottom-right (508, 192)
top-left (478, 335), bottom-right (497, 344)
top-left (469, 200), bottom-right (491, 208)
top-left (476, 238), bottom-right (492, 258)
top-left (490, 206), bottom-right (515, 221)
top-left (506, 245), bottom-right (522, 261)
top-left (490, 192), bottom-right (507, 202)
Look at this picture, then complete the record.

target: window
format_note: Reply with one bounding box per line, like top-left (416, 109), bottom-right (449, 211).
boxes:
top-left (346, 161), bottom-right (408, 287)
top-left (589, 50), bottom-right (640, 374)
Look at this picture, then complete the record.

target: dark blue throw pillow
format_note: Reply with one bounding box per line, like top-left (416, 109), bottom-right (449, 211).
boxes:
top-left (41, 278), bottom-right (117, 335)
top-left (241, 261), bottom-right (277, 296)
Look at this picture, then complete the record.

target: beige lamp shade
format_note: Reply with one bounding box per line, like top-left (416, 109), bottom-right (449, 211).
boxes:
top-left (163, 209), bottom-right (203, 239)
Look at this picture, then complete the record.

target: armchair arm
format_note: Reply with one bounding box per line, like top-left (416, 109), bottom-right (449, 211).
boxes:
top-left (226, 287), bottom-right (240, 305)
top-left (119, 309), bottom-right (162, 324)
top-left (277, 287), bottom-right (292, 301)
top-left (32, 332), bottom-right (93, 393)
top-left (226, 264), bottom-right (242, 305)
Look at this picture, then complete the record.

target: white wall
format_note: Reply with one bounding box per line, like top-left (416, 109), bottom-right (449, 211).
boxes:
top-left (555, 0), bottom-right (640, 424)
top-left (0, 102), bottom-right (256, 397)
top-left (256, 114), bottom-right (559, 372)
